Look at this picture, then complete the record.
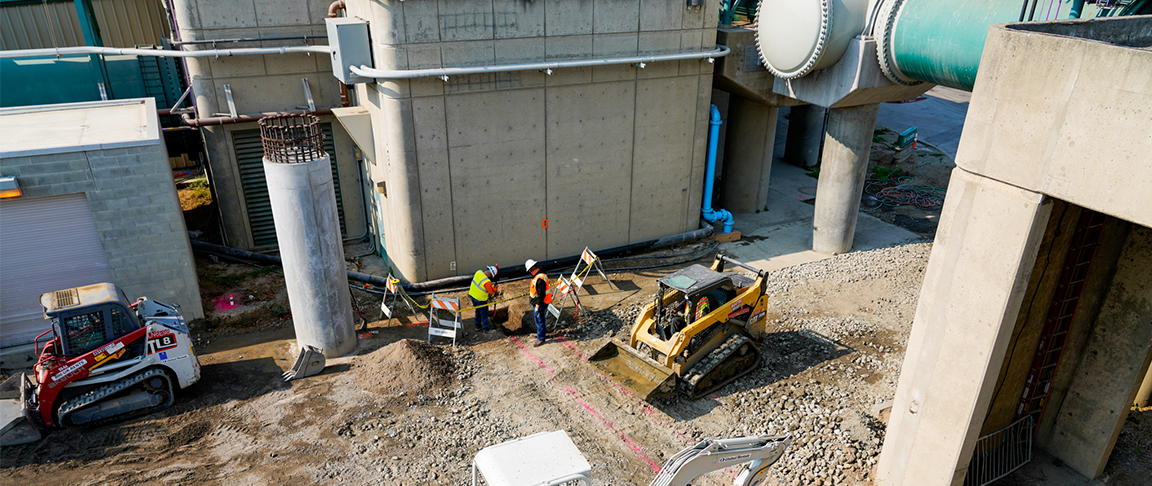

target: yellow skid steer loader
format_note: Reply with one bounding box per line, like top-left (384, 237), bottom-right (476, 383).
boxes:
top-left (590, 254), bottom-right (771, 400)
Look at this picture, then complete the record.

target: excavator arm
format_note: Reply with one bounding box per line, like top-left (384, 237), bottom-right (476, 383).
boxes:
top-left (648, 434), bottom-right (791, 486)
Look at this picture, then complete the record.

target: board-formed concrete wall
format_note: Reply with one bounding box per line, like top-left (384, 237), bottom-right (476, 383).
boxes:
top-left (171, 0), bottom-right (366, 250)
top-left (347, 0), bottom-right (721, 281)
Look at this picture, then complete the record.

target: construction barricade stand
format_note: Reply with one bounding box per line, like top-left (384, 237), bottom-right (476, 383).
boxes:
top-left (570, 247), bottom-right (615, 291)
top-left (428, 295), bottom-right (460, 346)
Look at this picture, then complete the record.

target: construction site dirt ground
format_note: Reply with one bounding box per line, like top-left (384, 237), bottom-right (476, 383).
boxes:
top-left (3, 240), bottom-right (1149, 486)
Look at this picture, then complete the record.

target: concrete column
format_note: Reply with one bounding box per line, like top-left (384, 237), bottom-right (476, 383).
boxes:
top-left (264, 155), bottom-right (357, 358)
top-left (719, 96), bottom-right (779, 213)
top-left (812, 103), bottom-right (878, 254)
top-left (876, 168), bottom-right (1052, 486)
top-left (783, 104), bottom-right (825, 168)
top-left (1042, 225), bottom-right (1152, 478)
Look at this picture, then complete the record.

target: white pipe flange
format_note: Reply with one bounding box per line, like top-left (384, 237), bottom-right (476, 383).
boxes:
top-left (755, 0), bottom-right (870, 80)
top-left (875, 0), bottom-right (922, 86)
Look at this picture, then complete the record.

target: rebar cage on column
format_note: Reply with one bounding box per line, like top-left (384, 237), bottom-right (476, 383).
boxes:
top-left (259, 114), bottom-right (325, 164)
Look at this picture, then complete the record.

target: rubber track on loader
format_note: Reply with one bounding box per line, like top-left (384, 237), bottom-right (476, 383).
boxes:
top-left (681, 334), bottom-right (760, 399)
top-left (57, 367), bottom-right (173, 427)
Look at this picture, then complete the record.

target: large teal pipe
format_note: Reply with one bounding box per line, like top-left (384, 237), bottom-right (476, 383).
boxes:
top-left (876, 0), bottom-right (1025, 91)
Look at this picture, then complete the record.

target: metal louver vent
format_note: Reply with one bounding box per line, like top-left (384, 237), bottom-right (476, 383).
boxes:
top-left (54, 288), bottom-right (80, 309)
top-left (233, 124), bottom-right (347, 248)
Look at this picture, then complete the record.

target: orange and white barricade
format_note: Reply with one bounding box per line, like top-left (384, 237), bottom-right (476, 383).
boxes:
top-left (380, 275), bottom-right (419, 324)
top-left (570, 247), bottom-right (615, 292)
top-left (428, 295), bottom-right (460, 345)
top-left (546, 276), bottom-right (582, 327)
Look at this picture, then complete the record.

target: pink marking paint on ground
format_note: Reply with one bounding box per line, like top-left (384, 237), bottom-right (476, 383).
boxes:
top-left (510, 336), bottom-right (659, 472)
top-left (557, 338), bottom-right (589, 360)
top-left (213, 294), bottom-right (237, 312)
top-left (555, 336), bottom-right (691, 444)
top-left (563, 385), bottom-right (660, 473)
top-left (509, 336), bottom-right (556, 376)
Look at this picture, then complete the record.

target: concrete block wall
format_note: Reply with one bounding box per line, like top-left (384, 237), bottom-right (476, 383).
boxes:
top-left (0, 135), bottom-right (204, 321)
top-left (347, 0), bottom-right (721, 281)
top-left (171, 0), bottom-right (366, 250)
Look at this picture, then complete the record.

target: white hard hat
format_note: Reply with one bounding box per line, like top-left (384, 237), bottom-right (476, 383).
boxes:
top-left (524, 259), bottom-right (537, 272)
top-left (487, 265), bottom-right (498, 276)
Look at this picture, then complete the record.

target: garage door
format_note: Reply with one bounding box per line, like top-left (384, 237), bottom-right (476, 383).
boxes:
top-left (0, 194), bottom-right (113, 347)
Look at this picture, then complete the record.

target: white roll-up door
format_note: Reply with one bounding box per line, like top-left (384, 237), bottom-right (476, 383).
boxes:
top-left (0, 194), bottom-right (113, 347)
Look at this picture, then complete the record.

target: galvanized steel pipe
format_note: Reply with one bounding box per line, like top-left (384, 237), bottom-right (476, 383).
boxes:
top-left (0, 45), bottom-right (329, 59)
top-left (349, 46), bottom-right (730, 80)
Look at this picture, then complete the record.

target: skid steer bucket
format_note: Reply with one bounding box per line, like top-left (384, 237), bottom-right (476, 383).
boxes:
top-left (283, 345), bottom-right (326, 381)
top-left (2, 374), bottom-right (41, 446)
top-left (588, 340), bottom-right (678, 401)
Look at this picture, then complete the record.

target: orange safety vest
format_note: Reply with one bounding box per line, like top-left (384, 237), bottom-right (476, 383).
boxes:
top-left (529, 272), bottom-right (552, 304)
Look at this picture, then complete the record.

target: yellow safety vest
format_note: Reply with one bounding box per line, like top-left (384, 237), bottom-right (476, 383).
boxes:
top-left (469, 270), bottom-right (493, 301)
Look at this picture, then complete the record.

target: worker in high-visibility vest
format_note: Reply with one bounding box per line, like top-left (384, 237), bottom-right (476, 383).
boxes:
top-left (469, 265), bottom-right (499, 333)
top-left (526, 259), bottom-right (551, 347)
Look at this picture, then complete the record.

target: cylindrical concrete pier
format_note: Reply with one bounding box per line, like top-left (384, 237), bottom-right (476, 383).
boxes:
top-left (812, 103), bottom-right (878, 254)
top-left (783, 104), bottom-right (825, 168)
top-left (261, 115), bottom-right (356, 358)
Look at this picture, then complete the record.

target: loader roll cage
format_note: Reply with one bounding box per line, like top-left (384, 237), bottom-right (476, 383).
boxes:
top-left (651, 254), bottom-right (766, 341)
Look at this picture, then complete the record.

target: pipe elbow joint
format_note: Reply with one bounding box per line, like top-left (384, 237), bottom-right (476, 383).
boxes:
top-left (702, 208), bottom-right (735, 234)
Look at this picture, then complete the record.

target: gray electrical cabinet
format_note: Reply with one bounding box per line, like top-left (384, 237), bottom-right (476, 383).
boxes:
top-left (325, 17), bottom-right (373, 85)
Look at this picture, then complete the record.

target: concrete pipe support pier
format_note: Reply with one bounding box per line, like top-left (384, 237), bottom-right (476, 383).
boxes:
top-left (783, 104), bottom-right (825, 168)
top-left (812, 103), bottom-right (878, 254)
top-left (261, 115), bottom-right (356, 358)
top-left (720, 95), bottom-right (779, 213)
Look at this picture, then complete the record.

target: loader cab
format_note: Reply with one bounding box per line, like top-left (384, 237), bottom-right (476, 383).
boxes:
top-left (40, 283), bottom-right (143, 358)
top-left (653, 265), bottom-right (743, 340)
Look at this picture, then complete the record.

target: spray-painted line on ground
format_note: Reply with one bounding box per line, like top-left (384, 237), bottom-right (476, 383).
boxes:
top-left (507, 336), bottom-right (661, 473)
top-left (555, 336), bottom-right (693, 445)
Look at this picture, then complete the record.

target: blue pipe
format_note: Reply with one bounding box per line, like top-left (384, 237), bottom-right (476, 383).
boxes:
top-left (702, 105), bottom-right (734, 234)
top-left (1069, 0), bottom-right (1085, 18)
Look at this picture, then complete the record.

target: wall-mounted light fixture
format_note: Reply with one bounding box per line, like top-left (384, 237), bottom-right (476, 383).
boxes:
top-left (0, 176), bottom-right (20, 198)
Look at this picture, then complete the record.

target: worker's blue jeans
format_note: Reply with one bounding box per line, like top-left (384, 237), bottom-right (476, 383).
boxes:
top-left (471, 296), bottom-right (490, 331)
top-left (534, 305), bottom-right (547, 342)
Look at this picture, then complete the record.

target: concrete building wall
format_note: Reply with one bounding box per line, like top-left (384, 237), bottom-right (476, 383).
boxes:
top-left (171, 0), bottom-right (366, 250)
top-left (346, 0), bottom-right (721, 281)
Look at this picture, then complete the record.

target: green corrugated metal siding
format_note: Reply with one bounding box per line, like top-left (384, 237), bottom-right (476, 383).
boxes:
top-left (0, 0), bottom-right (165, 50)
top-left (0, 51), bottom-right (181, 108)
top-left (233, 124), bottom-right (347, 248)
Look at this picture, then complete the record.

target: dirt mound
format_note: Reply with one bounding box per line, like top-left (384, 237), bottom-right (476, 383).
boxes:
top-left (354, 339), bottom-right (455, 396)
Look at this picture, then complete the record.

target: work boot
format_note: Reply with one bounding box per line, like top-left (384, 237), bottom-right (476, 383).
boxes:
top-left (533, 340), bottom-right (544, 347)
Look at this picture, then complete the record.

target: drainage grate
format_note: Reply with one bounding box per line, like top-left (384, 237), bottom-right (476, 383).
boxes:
top-left (964, 415), bottom-right (1034, 486)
